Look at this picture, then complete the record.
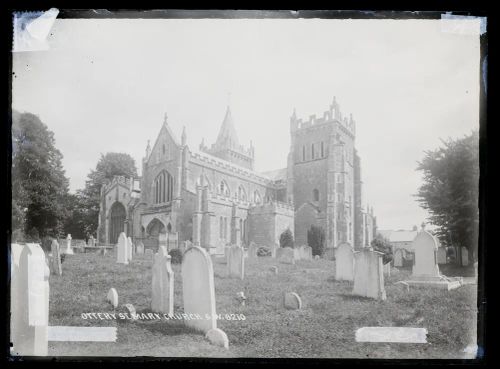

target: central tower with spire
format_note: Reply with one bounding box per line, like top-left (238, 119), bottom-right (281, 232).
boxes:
top-left (199, 106), bottom-right (255, 170)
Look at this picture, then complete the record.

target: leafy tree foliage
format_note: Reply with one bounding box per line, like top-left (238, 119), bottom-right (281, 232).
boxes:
top-left (307, 225), bottom-right (325, 256)
top-left (279, 228), bottom-right (294, 248)
top-left (74, 153), bottom-right (138, 237)
top-left (415, 131), bottom-right (479, 257)
top-left (371, 235), bottom-right (393, 265)
top-left (12, 111), bottom-right (70, 240)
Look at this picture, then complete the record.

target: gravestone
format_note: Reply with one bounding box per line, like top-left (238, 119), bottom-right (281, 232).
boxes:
top-left (50, 240), bottom-right (62, 276)
top-left (247, 242), bottom-right (259, 259)
top-left (271, 243), bottom-right (279, 258)
top-left (293, 247), bottom-right (300, 261)
top-left (11, 243), bottom-right (50, 356)
top-left (352, 249), bottom-right (386, 300)
top-left (412, 229), bottom-right (440, 278)
top-left (393, 249), bottom-right (404, 267)
top-left (136, 241), bottom-right (144, 255)
top-left (224, 245), bottom-right (231, 263)
top-left (383, 262), bottom-right (391, 277)
top-left (151, 246), bottom-right (174, 316)
top-left (276, 247), bottom-right (295, 265)
top-left (87, 236), bottom-right (95, 248)
top-left (461, 247), bottom-right (469, 266)
top-left (283, 292), bottom-right (302, 310)
top-left (314, 255), bottom-right (320, 260)
top-left (182, 246), bottom-right (228, 347)
top-left (335, 243), bottom-right (354, 281)
top-left (116, 232), bottom-right (129, 264)
top-left (298, 245), bottom-right (312, 260)
top-left (124, 303), bottom-right (136, 317)
top-left (227, 245), bottom-right (245, 279)
top-left (107, 288), bottom-right (118, 308)
top-left (437, 247), bottom-right (447, 264)
top-left (63, 234), bottom-right (74, 255)
top-left (127, 237), bottom-right (134, 262)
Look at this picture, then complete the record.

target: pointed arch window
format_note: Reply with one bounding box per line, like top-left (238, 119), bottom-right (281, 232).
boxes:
top-left (254, 190), bottom-right (262, 205)
top-left (238, 185), bottom-right (247, 201)
top-left (154, 170), bottom-right (174, 204)
top-left (219, 180), bottom-right (230, 197)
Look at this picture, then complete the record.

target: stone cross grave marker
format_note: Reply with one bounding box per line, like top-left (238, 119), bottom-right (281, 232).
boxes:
top-left (151, 246), bottom-right (174, 316)
top-left (227, 245), bottom-right (245, 279)
top-left (276, 247), bottom-right (295, 265)
top-left (353, 249), bottom-right (386, 300)
top-left (50, 240), bottom-right (62, 276)
top-left (182, 246), bottom-right (229, 348)
top-left (335, 243), bottom-right (354, 282)
top-left (11, 243), bottom-right (50, 356)
top-left (412, 229), bottom-right (440, 278)
top-left (116, 232), bottom-right (129, 264)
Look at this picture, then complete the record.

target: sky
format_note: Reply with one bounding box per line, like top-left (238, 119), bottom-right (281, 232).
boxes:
top-left (12, 17), bottom-right (481, 230)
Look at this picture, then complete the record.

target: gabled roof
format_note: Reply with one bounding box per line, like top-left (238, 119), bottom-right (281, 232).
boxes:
top-left (214, 106), bottom-right (239, 148)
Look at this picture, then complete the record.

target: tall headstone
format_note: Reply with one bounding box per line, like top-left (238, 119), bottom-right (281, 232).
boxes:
top-left (151, 246), bottom-right (174, 316)
top-left (182, 246), bottom-right (224, 340)
top-left (335, 243), bottom-right (354, 281)
top-left (116, 232), bottom-right (129, 264)
top-left (412, 229), bottom-right (440, 278)
top-left (436, 247), bottom-right (447, 264)
top-left (227, 245), bottom-right (245, 279)
top-left (127, 237), bottom-right (134, 262)
top-left (393, 249), bottom-right (404, 267)
top-left (11, 243), bottom-right (50, 356)
top-left (63, 234), bottom-right (73, 255)
top-left (50, 240), bottom-right (62, 276)
top-left (136, 241), bottom-right (145, 255)
top-left (352, 249), bottom-right (386, 300)
top-left (276, 247), bottom-right (295, 265)
top-left (461, 247), bottom-right (469, 266)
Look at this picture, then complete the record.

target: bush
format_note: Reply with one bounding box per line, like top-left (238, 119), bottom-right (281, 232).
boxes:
top-left (257, 246), bottom-right (271, 257)
top-left (169, 248), bottom-right (183, 264)
top-left (307, 225), bottom-right (325, 256)
top-left (279, 228), bottom-right (294, 248)
top-left (371, 235), bottom-right (393, 265)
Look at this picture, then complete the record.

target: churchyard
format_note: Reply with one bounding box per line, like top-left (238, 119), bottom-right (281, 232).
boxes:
top-left (38, 245), bottom-right (478, 359)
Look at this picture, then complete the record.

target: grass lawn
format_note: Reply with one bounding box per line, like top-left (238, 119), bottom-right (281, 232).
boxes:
top-left (48, 250), bottom-right (478, 359)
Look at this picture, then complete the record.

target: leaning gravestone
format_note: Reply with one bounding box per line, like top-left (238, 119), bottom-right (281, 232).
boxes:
top-left (352, 249), bottom-right (386, 300)
top-left (50, 240), bottom-right (62, 276)
top-left (136, 241), bottom-right (144, 255)
top-left (335, 243), bottom-right (355, 281)
top-left (182, 246), bottom-right (229, 348)
top-left (107, 288), bottom-right (118, 308)
top-left (276, 247), bottom-right (295, 265)
top-left (116, 232), bottom-right (129, 264)
top-left (151, 246), bottom-right (174, 316)
top-left (393, 249), bottom-right (404, 267)
top-left (11, 243), bottom-right (50, 356)
top-left (283, 292), bottom-right (302, 310)
top-left (227, 245), bottom-right (245, 279)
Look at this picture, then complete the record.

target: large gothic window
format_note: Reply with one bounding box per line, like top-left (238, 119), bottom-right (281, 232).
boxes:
top-left (154, 170), bottom-right (174, 204)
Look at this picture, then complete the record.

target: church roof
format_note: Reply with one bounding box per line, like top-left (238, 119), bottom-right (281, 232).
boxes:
top-left (261, 168), bottom-right (287, 181)
top-left (214, 106), bottom-right (240, 149)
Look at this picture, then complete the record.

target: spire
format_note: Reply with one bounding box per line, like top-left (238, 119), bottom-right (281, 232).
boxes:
top-left (181, 126), bottom-right (186, 146)
top-left (163, 112), bottom-right (168, 126)
top-left (215, 106), bottom-right (239, 149)
top-left (145, 139), bottom-right (151, 158)
top-left (292, 107), bottom-right (297, 120)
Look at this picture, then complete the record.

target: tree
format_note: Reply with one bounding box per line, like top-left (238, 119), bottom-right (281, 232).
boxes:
top-left (371, 235), bottom-right (393, 265)
top-left (75, 153), bottom-right (138, 236)
top-left (279, 228), bottom-right (294, 248)
top-left (307, 225), bottom-right (325, 256)
top-left (415, 131), bottom-right (479, 260)
top-left (12, 111), bottom-right (70, 239)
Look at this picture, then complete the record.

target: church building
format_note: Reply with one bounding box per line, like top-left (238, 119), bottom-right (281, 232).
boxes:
top-left (97, 98), bottom-right (377, 254)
